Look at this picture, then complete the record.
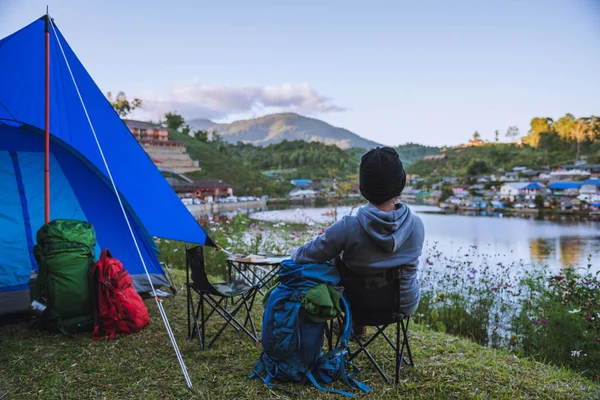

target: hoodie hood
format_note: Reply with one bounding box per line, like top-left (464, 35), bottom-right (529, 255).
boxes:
top-left (356, 203), bottom-right (416, 253)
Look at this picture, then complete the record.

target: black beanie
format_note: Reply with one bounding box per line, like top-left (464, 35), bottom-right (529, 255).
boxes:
top-left (359, 147), bottom-right (406, 204)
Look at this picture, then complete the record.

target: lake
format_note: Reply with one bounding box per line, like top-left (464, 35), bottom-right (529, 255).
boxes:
top-left (249, 204), bottom-right (600, 273)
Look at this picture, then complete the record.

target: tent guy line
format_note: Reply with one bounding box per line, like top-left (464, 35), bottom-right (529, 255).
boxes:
top-left (48, 13), bottom-right (193, 389)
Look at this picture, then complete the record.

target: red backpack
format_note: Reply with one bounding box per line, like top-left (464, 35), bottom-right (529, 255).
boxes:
top-left (91, 249), bottom-right (150, 340)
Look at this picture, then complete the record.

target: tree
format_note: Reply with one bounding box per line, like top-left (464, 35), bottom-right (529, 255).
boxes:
top-left (554, 113), bottom-right (576, 142)
top-left (106, 91), bottom-right (141, 117)
top-left (181, 124), bottom-right (191, 136)
top-left (505, 126), bottom-right (520, 141)
top-left (571, 118), bottom-right (594, 159)
top-left (524, 117), bottom-right (553, 148)
top-left (495, 130), bottom-right (499, 143)
top-left (555, 114), bottom-right (595, 158)
top-left (466, 160), bottom-right (490, 176)
top-left (163, 112), bottom-right (185, 131)
top-left (534, 195), bottom-right (545, 209)
top-left (473, 131), bottom-right (481, 141)
top-left (194, 130), bottom-right (209, 142)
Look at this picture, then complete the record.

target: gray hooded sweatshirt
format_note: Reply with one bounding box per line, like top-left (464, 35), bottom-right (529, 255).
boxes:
top-left (291, 203), bottom-right (424, 315)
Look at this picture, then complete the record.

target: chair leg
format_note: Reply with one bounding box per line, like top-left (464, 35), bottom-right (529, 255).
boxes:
top-left (200, 294), bottom-right (206, 349)
top-left (186, 285), bottom-right (191, 339)
top-left (351, 328), bottom-right (392, 384)
top-left (242, 288), bottom-right (259, 340)
top-left (204, 294), bottom-right (258, 348)
top-left (401, 317), bottom-right (414, 367)
top-left (396, 320), bottom-right (401, 383)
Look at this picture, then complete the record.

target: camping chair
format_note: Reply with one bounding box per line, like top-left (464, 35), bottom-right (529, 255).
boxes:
top-left (185, 245), bottom-right (259, 349)
top-left (327, 258), bottom-right (414, 384)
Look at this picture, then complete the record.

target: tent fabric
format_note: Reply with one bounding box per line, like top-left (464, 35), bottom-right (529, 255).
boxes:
top-left (0, 17), bottom-right (213, 315)
top-left (0, 17), bottom-right (212, 245)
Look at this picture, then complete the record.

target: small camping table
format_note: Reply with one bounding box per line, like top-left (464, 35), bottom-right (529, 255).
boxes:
top-left (226, 256), bottom-right (287, 295)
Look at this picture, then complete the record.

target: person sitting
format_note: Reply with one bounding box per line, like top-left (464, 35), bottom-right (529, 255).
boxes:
top-left (290, 147), bottom-right (425, 335)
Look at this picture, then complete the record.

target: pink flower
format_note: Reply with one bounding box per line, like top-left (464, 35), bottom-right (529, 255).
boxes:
top-left (539, 319), bottom-right (549, 324)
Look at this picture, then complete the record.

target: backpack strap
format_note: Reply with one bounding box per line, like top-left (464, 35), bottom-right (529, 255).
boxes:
top-left (249, 356), bottom-right (301, 398)
top-left (322, 296), bottom-right (372, 395)
top-left (100, 249), bottom-right (112, 259)
top-left (305, 370), bottom-right (354, 398)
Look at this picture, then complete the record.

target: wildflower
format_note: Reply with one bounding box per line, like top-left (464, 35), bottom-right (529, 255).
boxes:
top-left (173, 248), bottom-right (179, 253)
top-left (539, 319), bottom-right (549, 324)
top-left (551, 275), bottom-right (565, 281)
top-left (530, 320), bottom-right (537, 325)
top-left (570, 350), bottom-right (582, 358)
top-left (585, 315), bottom-right (594, 321)
top-left (568, 309), bottom-right (581, 314)
top-left (594, 338), bottom-right (600, 342)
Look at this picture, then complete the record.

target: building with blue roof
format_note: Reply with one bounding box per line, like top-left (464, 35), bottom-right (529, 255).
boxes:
top-left (290, 179), bottom-right (312, 188)
top-left (549, 182), bottom-right (582, 196)
top-left (583, 179), bottom-right (600, 188)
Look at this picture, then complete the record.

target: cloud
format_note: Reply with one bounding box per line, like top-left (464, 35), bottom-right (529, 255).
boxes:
top-left (135, 81), bottom-right (344, 121)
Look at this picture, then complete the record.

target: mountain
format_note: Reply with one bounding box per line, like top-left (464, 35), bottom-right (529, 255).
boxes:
top-left (205, 113), bottom-right (381, 150)
top-left (187, 118), bottom-right (218, 131)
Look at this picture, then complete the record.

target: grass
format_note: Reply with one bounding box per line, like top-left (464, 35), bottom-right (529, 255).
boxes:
top-left (1, 270), bottom-right (599, 400)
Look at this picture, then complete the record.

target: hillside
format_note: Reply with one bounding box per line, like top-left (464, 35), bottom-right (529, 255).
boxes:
top-left (187, 118), bottom-right (217, 131)
top-left (207, 113), bottom-right (381, 149)
top-left (394, 143), bottom-right (441, 166)
top-left (406, 142), bottom-right (600, 180)
top-left (167, 129), bottom-right (291, 196)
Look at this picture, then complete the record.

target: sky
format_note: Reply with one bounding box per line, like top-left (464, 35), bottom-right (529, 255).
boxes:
top-left (1, 0), bottom-right (599, 147)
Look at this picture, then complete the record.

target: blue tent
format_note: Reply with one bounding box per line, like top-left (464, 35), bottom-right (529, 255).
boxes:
top-left (0, 17), bottom-right (213, 315)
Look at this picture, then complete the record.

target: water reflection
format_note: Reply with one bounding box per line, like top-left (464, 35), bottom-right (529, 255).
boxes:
top-left (529, 238), bottom-right (554, 263)
top-left (222, 203), bottom-right (600, 272)
top-left (558, 236), bottom-right (584, 269)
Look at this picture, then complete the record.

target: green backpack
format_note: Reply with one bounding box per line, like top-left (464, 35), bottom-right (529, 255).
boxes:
top-left (32, 219), bottom-right (97, 334)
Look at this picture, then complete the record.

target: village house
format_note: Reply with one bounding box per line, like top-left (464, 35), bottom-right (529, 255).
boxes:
top-left (561, 164), bottom-right (600, 179)
top-left (550, 168), bottom-right (591, 180)
top-left (520, 182), bottom-right (547, 199)
top-left (468, 184), bottom-right (485, 195)
top-left (172, 180), bottom-right (233, 202)
top-left (452, 186), bottom-right (469, 197)
top-left (549, 182), bottom-right (582, 197)
top-left (289, 188), bottom-right (317, 201)
top-left (499, 182), bottom-right (530, 201)
top-left (500, 172), bottom-right (520, 182)
top-left (423, 154), bottom-right (447, 161)
top-left (578, 179), bottom-right (600, 203)
top-left (290, 179), bottom-right (312, 188)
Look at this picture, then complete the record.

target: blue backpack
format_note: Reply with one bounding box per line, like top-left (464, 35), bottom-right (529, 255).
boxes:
top-left (249, 260), bottom-right (371, 398)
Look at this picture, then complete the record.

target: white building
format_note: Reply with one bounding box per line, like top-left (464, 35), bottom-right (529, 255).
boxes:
top-left (499, 182), bottom-right (529, 201)
top-left (578, 184), bottom-right (600, 203)
top-left (289, 189), bottom-right (317, 201)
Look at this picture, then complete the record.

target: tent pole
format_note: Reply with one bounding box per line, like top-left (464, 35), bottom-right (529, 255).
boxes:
top-left (44, 12), bottom-right (50, 224)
